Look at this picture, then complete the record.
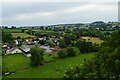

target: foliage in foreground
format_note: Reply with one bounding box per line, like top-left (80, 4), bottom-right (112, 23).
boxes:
top-left (64, 30), bottom-right (120, 79)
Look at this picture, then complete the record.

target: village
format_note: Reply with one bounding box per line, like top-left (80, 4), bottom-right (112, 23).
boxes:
top-left (1, 21), bottom-right (119, 78)
top-left (2, 36), bottom-right (62, 57)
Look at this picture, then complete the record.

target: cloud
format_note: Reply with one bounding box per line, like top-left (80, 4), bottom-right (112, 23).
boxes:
top-left (4, 3), bottom-right (99, 21)
top-left (4, 11), bottom-right (55, 21)
top-left (2, 2), bottom-right (117, 26)
top-left (62, 3), bottom-right (98, 13)
top-left (1, 0), bottom-right (119, 2)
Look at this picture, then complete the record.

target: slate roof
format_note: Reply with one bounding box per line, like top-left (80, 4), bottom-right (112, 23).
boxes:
top-left (51, 38), bottom-right (59, 41)
top-left (8, 43), bottom-right (16, 48)
top-left (16, 39), bottom-right (22, 42)
top-left (9, 47), bottom-right (19, 52)
top-left (19, 45), bottom-right (35, 53)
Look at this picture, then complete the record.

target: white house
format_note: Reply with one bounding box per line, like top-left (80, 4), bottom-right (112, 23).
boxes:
top-left (6, 47), bottom-right (23, 55)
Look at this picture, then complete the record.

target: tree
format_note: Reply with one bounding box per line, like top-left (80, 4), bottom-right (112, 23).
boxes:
top-left (64, 34), bottom-right (71, 45)
top-left (75, 40), bottom-right (97, 53)
top-left (70, 34), bottom-right (77, 41)
top-left (17, 36), bottom-right (21, 39)
top-left (59, 39), bottom-right (67, 48)
top-left (21, 29), bottom-right (25, 33)
top-left (2, 31), bottom-right (13, 43)
top-left (30, 46), bottom-right (44, 66)
top-left (17, 43), bottom-right (22, 47)
top-left (26, 29), bottom-right (32, 35)
top-left (67, 47), bottom-right (80, 57)
top-left (40, 26), bottom-right (44, 30)
top-left (39, 40), bottom-right (46, 45)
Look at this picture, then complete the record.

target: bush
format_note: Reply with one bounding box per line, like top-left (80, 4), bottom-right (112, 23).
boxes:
top-left (58, 50), bottom-right (67, 58)
top-left (67, 47), bottom-right (80, 57)
top-left (67, 47), bottom-right (76, 56)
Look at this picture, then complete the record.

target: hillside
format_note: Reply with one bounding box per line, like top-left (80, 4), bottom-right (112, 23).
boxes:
top-left (3, 53), bottom-right (95, 78)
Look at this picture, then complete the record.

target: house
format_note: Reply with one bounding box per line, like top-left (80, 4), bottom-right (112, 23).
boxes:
top-left (51, 38), bottom-right (59, 43)
top-left (19, 45), bottom-right (35, 57)
top-left (39, 38), bottom-right (43, 40)
top-left (60, 36), bottom-right (64, 39)
top-left (14, 40), bottom-right (18, 45)
top-left (15, 39), bottom-right (23, 44)
top-left (44, 48), bottom-right (52, 54)
top-left (32, 38), bottom-right (39, 43)
top-left (6, 47), bottom-right (23, 55)
top-left (96, 28), bottom-right (100, 30)
top-left (2, 43), bottom-right (9, 50)
top-left (8, 43), bottom-right (16, 48)
top-left (78, 37), bottom-right (86, 41)
top-left (43, 36), bottom-right (49, 41)
top-left (25, 39), bottom-right (34, 44)
top-left (2, 43), bottom-right (16, 49)
top-left (16, 39), bottom-right (22, 42)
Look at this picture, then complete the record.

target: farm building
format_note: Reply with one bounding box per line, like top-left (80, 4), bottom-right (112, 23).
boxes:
top-left (19, 45), bottom-right (35, 57)
top-left (78, 37), bottom-right (86, 41)
top-left (14, 39), bottom-right (23, 45)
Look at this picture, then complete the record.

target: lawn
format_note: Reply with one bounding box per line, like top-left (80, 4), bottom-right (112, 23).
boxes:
top-left (3, 52), bottom-right (95, 78)
top-left (11, 33), bottom-right (36, 38)
top-left (82, 36), bottom-right (104, 44)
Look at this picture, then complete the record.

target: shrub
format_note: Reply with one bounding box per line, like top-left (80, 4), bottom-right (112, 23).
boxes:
top-left (58, 50), bottom-right (67, 58)
top-left (67, 47), bottom-right (80, 57)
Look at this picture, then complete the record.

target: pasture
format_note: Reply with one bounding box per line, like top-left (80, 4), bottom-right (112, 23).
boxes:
top-left (11, 33), bottom-right (36, 38)
top-left (3, 52), bottom-right (95, 78)
top-left (82, 36), bottom-right (104, 44)
top-left (3, 29), bottom-right (22, 33)
top-left (33, 30), bottom-right (56, 33)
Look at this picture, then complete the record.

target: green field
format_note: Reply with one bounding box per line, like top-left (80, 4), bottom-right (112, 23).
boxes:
top-left (33, 30), bottom-right (57, 33)
top-left (11, 33), bottom-right (36, 38)
top-left (82, 36), bottom-right (104, 44)
top-left (3, 52), bottom-right (95, 78)
top-left (2, 54), bottom-right (30, 73)
top-left (3, 29), bottom-right (22, 33)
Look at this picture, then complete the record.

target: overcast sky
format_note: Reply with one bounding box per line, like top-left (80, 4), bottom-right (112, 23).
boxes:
top-left (2, 2), bottom-right (118, 26)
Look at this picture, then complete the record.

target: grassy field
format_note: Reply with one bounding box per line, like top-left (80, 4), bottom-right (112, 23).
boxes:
top-left (3, 29), bottom-right (22, 33)
top-left (33, 30), bottom-right (56, 33)
top-left (11, 33), bottom-right (36, 38)
top-left (3, 52), bottom-right (95, 78)
top-left (2, 54), bottom-right (30, 73)
top-left (82, 36), bottom-right (104, 44)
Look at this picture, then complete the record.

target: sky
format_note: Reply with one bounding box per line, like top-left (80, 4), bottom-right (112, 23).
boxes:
top-left (1, 2), bottom-right (118, 26)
